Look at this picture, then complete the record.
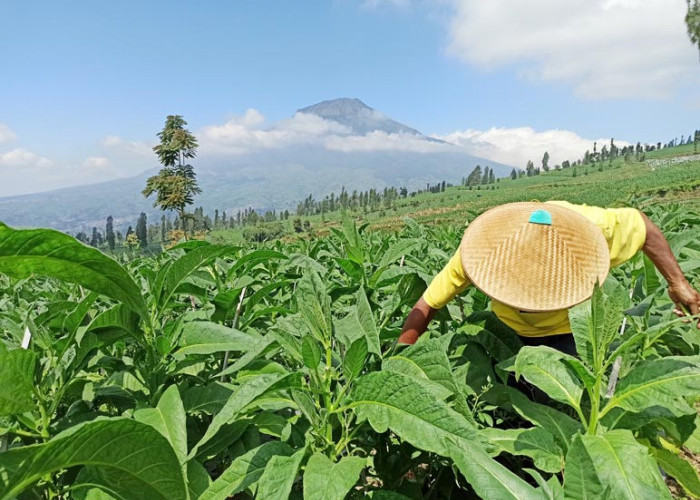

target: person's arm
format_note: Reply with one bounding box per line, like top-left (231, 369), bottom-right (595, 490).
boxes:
top-left (398, 296), bottom-right (437, 344)
top-left (640, 211), bottom-right (700, 327)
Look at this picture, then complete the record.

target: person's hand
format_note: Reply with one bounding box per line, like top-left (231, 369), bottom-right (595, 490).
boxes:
top-left (668, 280), bottom-right (700, 328)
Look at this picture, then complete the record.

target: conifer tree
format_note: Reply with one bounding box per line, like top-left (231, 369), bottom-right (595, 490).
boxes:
top-left (136, 213), bottom-right (148, 249)
top-left (105, 216), bottom-right (116, 251)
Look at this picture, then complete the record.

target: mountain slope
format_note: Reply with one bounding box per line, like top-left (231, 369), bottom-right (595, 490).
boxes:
top-left (0, 99), bottom-right (512, 232)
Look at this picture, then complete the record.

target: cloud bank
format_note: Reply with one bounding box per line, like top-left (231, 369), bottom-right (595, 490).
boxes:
top-left (435, 127), bottom-right (627, 168)
top-left (446, 0), bottom-right (698, 99)
top-left (199, 110), bottom-right (447, 155)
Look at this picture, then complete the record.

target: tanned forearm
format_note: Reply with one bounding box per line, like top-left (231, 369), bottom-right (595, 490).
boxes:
top-left (640, 211), bottom-right (700, 327)
top-left (398, 296), bottom-right (437, 344)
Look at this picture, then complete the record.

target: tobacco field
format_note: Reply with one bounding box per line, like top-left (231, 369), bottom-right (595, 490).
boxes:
top-left (0, 202), bottom-right (699, 499)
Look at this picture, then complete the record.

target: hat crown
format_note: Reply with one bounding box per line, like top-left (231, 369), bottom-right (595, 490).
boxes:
top-left (460, 202), bottom-right (610, 311)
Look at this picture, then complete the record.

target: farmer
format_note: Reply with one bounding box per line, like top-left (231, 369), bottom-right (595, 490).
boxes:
top-left (398, 201), bottom-right (700, 354)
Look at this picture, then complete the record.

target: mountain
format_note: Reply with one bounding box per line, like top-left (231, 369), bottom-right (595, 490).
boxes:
top-left (299, 98), bottom-right (424, 137)
top-left (0, 98), bottom-right (513, 232)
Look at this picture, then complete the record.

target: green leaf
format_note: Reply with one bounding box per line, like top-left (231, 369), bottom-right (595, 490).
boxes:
top-left (85, 304), bottom-right (140, 338)
top-left (512, 346), bottom-right (584, 411)
top-left (0, 344), bottom-right (36, 416)
top-left (569, 280), bottom-right (626, 370)
top-left (351, 371), bottom-right (478, 457)
top-left (481, 427), bottom-right (564, 473)
top-left (173, 321), bottom-right (260, 357)
top-left (507, 388), bottom-right (582, 451)
top-left (446, 437), bottom-right (545, 500)
top-left (464, 311), bottom-right (522, 361)
top-left (563, 430), bottom-right (671, 500)
top-left (0, 223), bottom-right (147, 319)
top-left (186, 460), bottom-right (211, 500)
top-left (378, 238), bottom-right (419, 269)
top-left (256, 448), bottom-right (305, 500)
top-left (198, 441), bottom-right (293, 500)
top-left (302, 335), bottom-right (322, 370)
top-left (650, 446), bottom-right (700, 498)
top-left (602, 356), bottom-right (700, 417)
top-left (228, 249), bottom-right (288, 276)
top-left (217, 336), bottom-right (278, 378)
top-left (189, 373), bottom-right (300, 459)
top-left (343, 337), bottom-right (368, 381)
top-left (382, 357), bottom-right (454, 400)
top-left (134, 385), bottom-right (187, 465)
top-left (297, 270), bottom-right (332, 342)
top-left (303, 453), bottom-right (365, 500)
top-left (0, 419), bottom-right (187, 500)
top-left (156, 244), bottom-right (230, 310)
top-left (356, 286), bottom-right (381, 356)
top-left (397, 336), bottom-right (460, 396)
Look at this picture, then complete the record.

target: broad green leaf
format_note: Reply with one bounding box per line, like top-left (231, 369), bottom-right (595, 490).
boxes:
top-left (0, 344), bottom-right (36, 416)
top-left (303, 453), bottom-right (365, 500)
top-left (378, 238), bottom-right (419, 268)
top-left (512, 346), bottom-right (584, 411)
top-left (569, 280), bottom-right (626, 371)
top-left (134, 385), bottom-right (187, 465)
top-left (463, 312), bottom-right (522, 361)
top-left (561, 435), bottom-right (604, 500)
top-left (302, 335), bottom-right (322, 370)
top-left (481, 427), bottom-right (564, 473)
top-left (0, 223), bottom-right (146, 319)
top-left (446, 437), bottom-right (545, 500)
top-left (650, 447), bottom-right (700, 498)
top-left (156, 244), bottom-right (230, 309)
top-left (334, 308), bottom-right (365, 348)
top-left (382, 356), bottom-right (454, 400)
top-left (85, 304), bottom-right (140, 338)
top-left (63, 292), bottom-right (98, 336)
top-left (198, 441), bottom-right (293, 500)
top-left (217, 336), bottom-right (278, 378)
top-left (173, 321), bottom-right (259, 357)
top-left (563, 430), bottom-right (671, 500)
top-left (351, 371), bottom-right (478, 457)
top-left (643, 254), bottom-right (661, 296)
top-left (356, 286), bottom-right (380, 355)
top-left (370, 492), bottom-right (413, 500)
top-left (297, 270), bottom-right (332, 342)
top-left (189, 372), bottom-right (300, 459)
top-left (0, 419), bottom-right (187, 500)
top-left (228, 249), bottom-right (288, 276)
top-left (256, 448), bottom-right (305, 500)
top-left (335, 257), bottom-right (364, 282)
top-left (343, 336), bottom-right (368, 381)
top-left (186, 460), bottom-right (211, 500)
top-left (602, 356), bottom-right (700, 417)
top-left (397, 336), bottom-right (460, 396)
top-left (507, 388), bottom-right (582, 451)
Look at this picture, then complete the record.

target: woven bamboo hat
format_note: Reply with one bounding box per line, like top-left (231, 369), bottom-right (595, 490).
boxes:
top-left (459, 202), bottom-right (610, 311)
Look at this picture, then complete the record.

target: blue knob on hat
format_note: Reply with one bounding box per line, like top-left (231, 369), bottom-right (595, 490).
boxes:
top-left (529, 209), bottom-right (552, 225)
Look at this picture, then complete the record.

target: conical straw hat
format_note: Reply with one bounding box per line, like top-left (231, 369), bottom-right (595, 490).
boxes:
top-left (459, 202), bottom-right (610, 311)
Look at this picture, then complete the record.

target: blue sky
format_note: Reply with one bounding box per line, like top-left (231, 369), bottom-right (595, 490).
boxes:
top-left (1, 0), bottom-right (698, 196)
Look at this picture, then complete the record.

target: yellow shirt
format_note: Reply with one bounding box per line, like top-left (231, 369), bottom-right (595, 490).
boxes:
top-left (422, 201), bottom-right (647, 337)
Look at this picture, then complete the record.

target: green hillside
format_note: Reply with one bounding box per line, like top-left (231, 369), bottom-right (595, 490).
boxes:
top-left (210, 143), bottom-right (700, 244)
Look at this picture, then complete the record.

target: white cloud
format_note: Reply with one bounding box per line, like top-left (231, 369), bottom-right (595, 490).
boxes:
top-left (435, 127), bottom-right (628, 167)
top-left (362, 0), bottom-right (410, 9)
top-left (0, 148), bottom-right (53, 169)
top-left (99, 135), bottom-right (152, 157)
top-left (445, 0), bottom-right (699, 99)
top-left (325, 131), bottom-right (446, 152)
top-left (0, 124), bottom-right (17, 144)
top-left (200, 109), bottom-right (442, 155)
top-left (82, 156), bottom-right (110, 169)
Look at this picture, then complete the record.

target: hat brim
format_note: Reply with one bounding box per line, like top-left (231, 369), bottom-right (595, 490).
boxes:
top-left (460, 202), bottom-right (610, 311)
